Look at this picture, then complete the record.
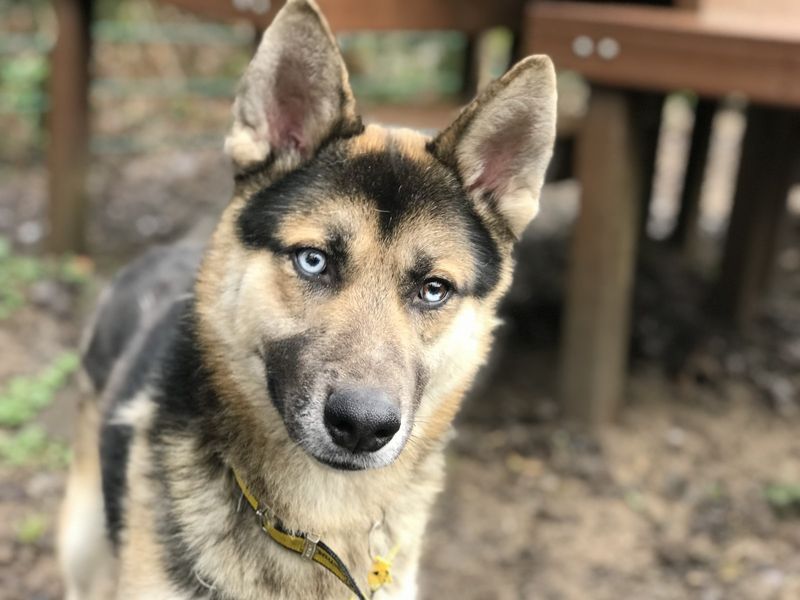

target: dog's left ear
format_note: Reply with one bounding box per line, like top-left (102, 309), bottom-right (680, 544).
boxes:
top-left (429, 56), bottom-right (557, 238)
top-left (224, 0), bottom-right (361, 173)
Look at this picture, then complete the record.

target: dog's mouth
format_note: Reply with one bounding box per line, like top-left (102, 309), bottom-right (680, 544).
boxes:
top-left (292, 423), bottom-right (409, 472)
top-left (294, 418), bottom-right (409, 472)
top-left (314, 451), bottom-right (390, 472)
top-left (266, 375), bottom-right (408, 471)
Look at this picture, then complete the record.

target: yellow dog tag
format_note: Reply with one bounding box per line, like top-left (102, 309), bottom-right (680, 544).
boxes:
top-left (368, 555), bottom-right (394, 590)
top-left (364, 543), bottom-right (400, 595)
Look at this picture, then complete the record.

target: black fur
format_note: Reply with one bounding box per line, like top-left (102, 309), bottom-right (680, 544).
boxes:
top-left (99, 297), bottom-right (191, 546)
top-left (87, 245), bottom-right (201, 546)
top-left (99, 423), bottom-right (132, 546)
top-left (146, 306), bottom-right (274, 598)
top-left (83, 244), bottom-right (203, 391)
top-left (264, 333), bottom-right (315, 441)
top-left (237, 140), bottom-right (501, 298)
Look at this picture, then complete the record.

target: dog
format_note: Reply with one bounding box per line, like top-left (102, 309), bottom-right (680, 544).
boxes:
top-left (57, 1), bottom-right (556, 598)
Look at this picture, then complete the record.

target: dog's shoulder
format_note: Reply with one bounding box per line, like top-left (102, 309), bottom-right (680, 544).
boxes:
top-left (82, 243), bottom-right (203, 395)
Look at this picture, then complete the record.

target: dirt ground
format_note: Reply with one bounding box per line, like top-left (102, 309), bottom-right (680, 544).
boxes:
top-left (2, 133), bottom-right (800, 600)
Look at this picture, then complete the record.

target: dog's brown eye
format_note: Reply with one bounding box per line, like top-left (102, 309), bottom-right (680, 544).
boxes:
top-left (295, 248), bottom-right (327, 276)
top-left (418, 278), bottom-right (451, 306)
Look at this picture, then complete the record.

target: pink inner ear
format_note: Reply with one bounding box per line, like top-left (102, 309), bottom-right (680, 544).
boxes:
top-left (267, 100), bottom-right (307, 155)
top-left (467, 114), bottom-right (530, 196)
top-left (266, 53), bottom-right (316, 155)
top-left (468, 142), bottom-right (517, 196)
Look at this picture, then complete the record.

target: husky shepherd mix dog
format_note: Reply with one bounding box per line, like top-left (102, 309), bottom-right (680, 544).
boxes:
top-left (58, 1), bottom-right (556, 598)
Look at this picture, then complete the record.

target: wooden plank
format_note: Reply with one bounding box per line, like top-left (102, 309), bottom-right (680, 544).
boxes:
top-left (710, 106), bottom-right (800, 326)
top-left (559, 87), bottom-right (642, 425)
top-left (160, 0), bottom-right (526, 34)
top-left (698, 0), bottom-right (800, 17)
top-left (47, 0), bottom-right (93, 254)
top-left (461, 33), bottom-right (480, 100)
top-left (670, 98), bottom-right (716, 255)
top-left (630, 91), bottom-right (666, 236)
top-left (525, 2), bottom-right (800, 108)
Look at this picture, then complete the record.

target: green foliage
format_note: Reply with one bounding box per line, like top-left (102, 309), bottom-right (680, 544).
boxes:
top-left (0, 53), bottom-right (48, 114)
top-left (0, 235), bottom-right (92, 320)
top-left (16, 513), bottom-right (47, 545)
top-left (0, 236), bottom-right (43, 319)
top-left (340, 32), bottom-right (466, 103)
top-left (0, 424), bottom-right (70, 468)
top-left (0, 353), bottom-right (79, 427)
top-left (0, 349), bottom-right (78, 468)
top-left (765, 483), bottom-right (800, 517)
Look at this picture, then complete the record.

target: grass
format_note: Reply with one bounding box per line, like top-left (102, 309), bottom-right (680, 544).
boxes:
top-left (0, 352), bottom-right (79, 427)
top-left (15, 513), bottom-right (47, 545)
top-left (0, 238), bottom-right (91, 468)
top-left (764, 483), bottom-right (800, 517)
top-left (0, 235), bottom-right (93, 320)
top-left (0, 425), bottom-right (70, 468)
top-left (0, 352), bottom-right (78, 468)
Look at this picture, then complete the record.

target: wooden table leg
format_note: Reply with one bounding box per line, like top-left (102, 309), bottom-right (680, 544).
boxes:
top-left (461, 32), bottom-right (481, 100)
top-left (47, 0), bottom-right (93, 254)
top-left (711, 105), bottom-right (800, 327)
top-left (630, 91), bottom-right (665, 237)
top-left (670, 98), bottom-right (717, 256)
top-left (559, 87), bottom-right (642, 425)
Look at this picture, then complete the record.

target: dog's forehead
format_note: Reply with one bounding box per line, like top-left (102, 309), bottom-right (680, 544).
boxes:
top-left (236, 124), bottom-right (502, 297)
top-left (238, 124), bottom-right (473, 245)
top-left (320, 124), bottom-right (469, 230)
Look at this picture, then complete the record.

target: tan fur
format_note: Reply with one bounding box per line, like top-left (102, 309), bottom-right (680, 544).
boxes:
top-left (113, 395), bottom-right (184, 599)
top-left (59, 0), bottom-right (556, 597)
top-left (59, 396), bottom-right (117, 600)
top-left (350, 125), bottom-right (429, 162)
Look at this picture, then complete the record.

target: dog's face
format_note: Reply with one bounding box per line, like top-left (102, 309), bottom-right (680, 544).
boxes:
top-left (197, 0), bottom-right (556, 471)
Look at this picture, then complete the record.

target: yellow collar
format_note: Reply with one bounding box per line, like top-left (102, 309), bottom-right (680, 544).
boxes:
top-left (233, 469), bottom-right (396, 600)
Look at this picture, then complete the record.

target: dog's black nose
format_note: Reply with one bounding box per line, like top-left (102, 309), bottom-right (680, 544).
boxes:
top-left (324, 388), bottom-right (401, 453)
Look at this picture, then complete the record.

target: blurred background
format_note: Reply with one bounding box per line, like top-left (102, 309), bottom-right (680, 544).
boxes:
top-left (1, 0), bottom-right (799, 598)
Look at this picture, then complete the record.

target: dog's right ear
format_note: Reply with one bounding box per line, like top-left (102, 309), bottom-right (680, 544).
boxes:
top-left (224, 0), bottom-right (361, 174)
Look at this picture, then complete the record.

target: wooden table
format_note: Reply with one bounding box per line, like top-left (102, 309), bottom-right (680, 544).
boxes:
top-left (160, 0), bottom-right (525, 33)
top-left (525, 0), bottom-right (800, 424)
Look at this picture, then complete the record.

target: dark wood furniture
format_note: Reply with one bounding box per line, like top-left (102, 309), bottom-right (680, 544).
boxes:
top-left (525, 0), bottom-right (800, 424)
top-left (161, 0), bottom-right (525, 33)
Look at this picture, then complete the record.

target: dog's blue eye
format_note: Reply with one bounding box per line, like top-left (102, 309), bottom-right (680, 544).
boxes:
top-left (295, 248), bottom-right (327, 276)
top-left (418, 278), bottom-right (450, 306)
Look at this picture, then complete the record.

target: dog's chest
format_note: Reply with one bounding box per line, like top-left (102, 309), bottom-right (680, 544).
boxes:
top-left (116, 426), bottom-right (434, 600)
top-left (174, 489), bottom-right (424, 600)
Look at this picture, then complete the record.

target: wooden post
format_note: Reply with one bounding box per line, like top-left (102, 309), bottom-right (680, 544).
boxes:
top-left (710, 106), bottom-right (800, 327)
top-left (47, 0), bottom-right (93, 254)
top-left (670, 98), bottom-right (716, 256)
top-left (559, 87), bottom-right (642, 426)
top-left (461, 33), bottom-right (481, 101)
top-left (630, 91), bottom-right (665, 238)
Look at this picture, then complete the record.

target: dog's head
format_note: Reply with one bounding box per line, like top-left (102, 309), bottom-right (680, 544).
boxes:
top-left (197, 0), bottom-right (556, 471)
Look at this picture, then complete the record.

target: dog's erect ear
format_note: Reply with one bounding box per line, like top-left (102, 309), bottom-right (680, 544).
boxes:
top-left (429, 56), bottom-right (557, 238)
top-left (224, 0), bottom-right (361, 172)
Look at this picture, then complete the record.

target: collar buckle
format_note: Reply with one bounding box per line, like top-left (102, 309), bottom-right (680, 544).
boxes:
top-left (255, 505), bottom-right (275, 529)
top-left (302, 532), bottom-right (320, 559)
